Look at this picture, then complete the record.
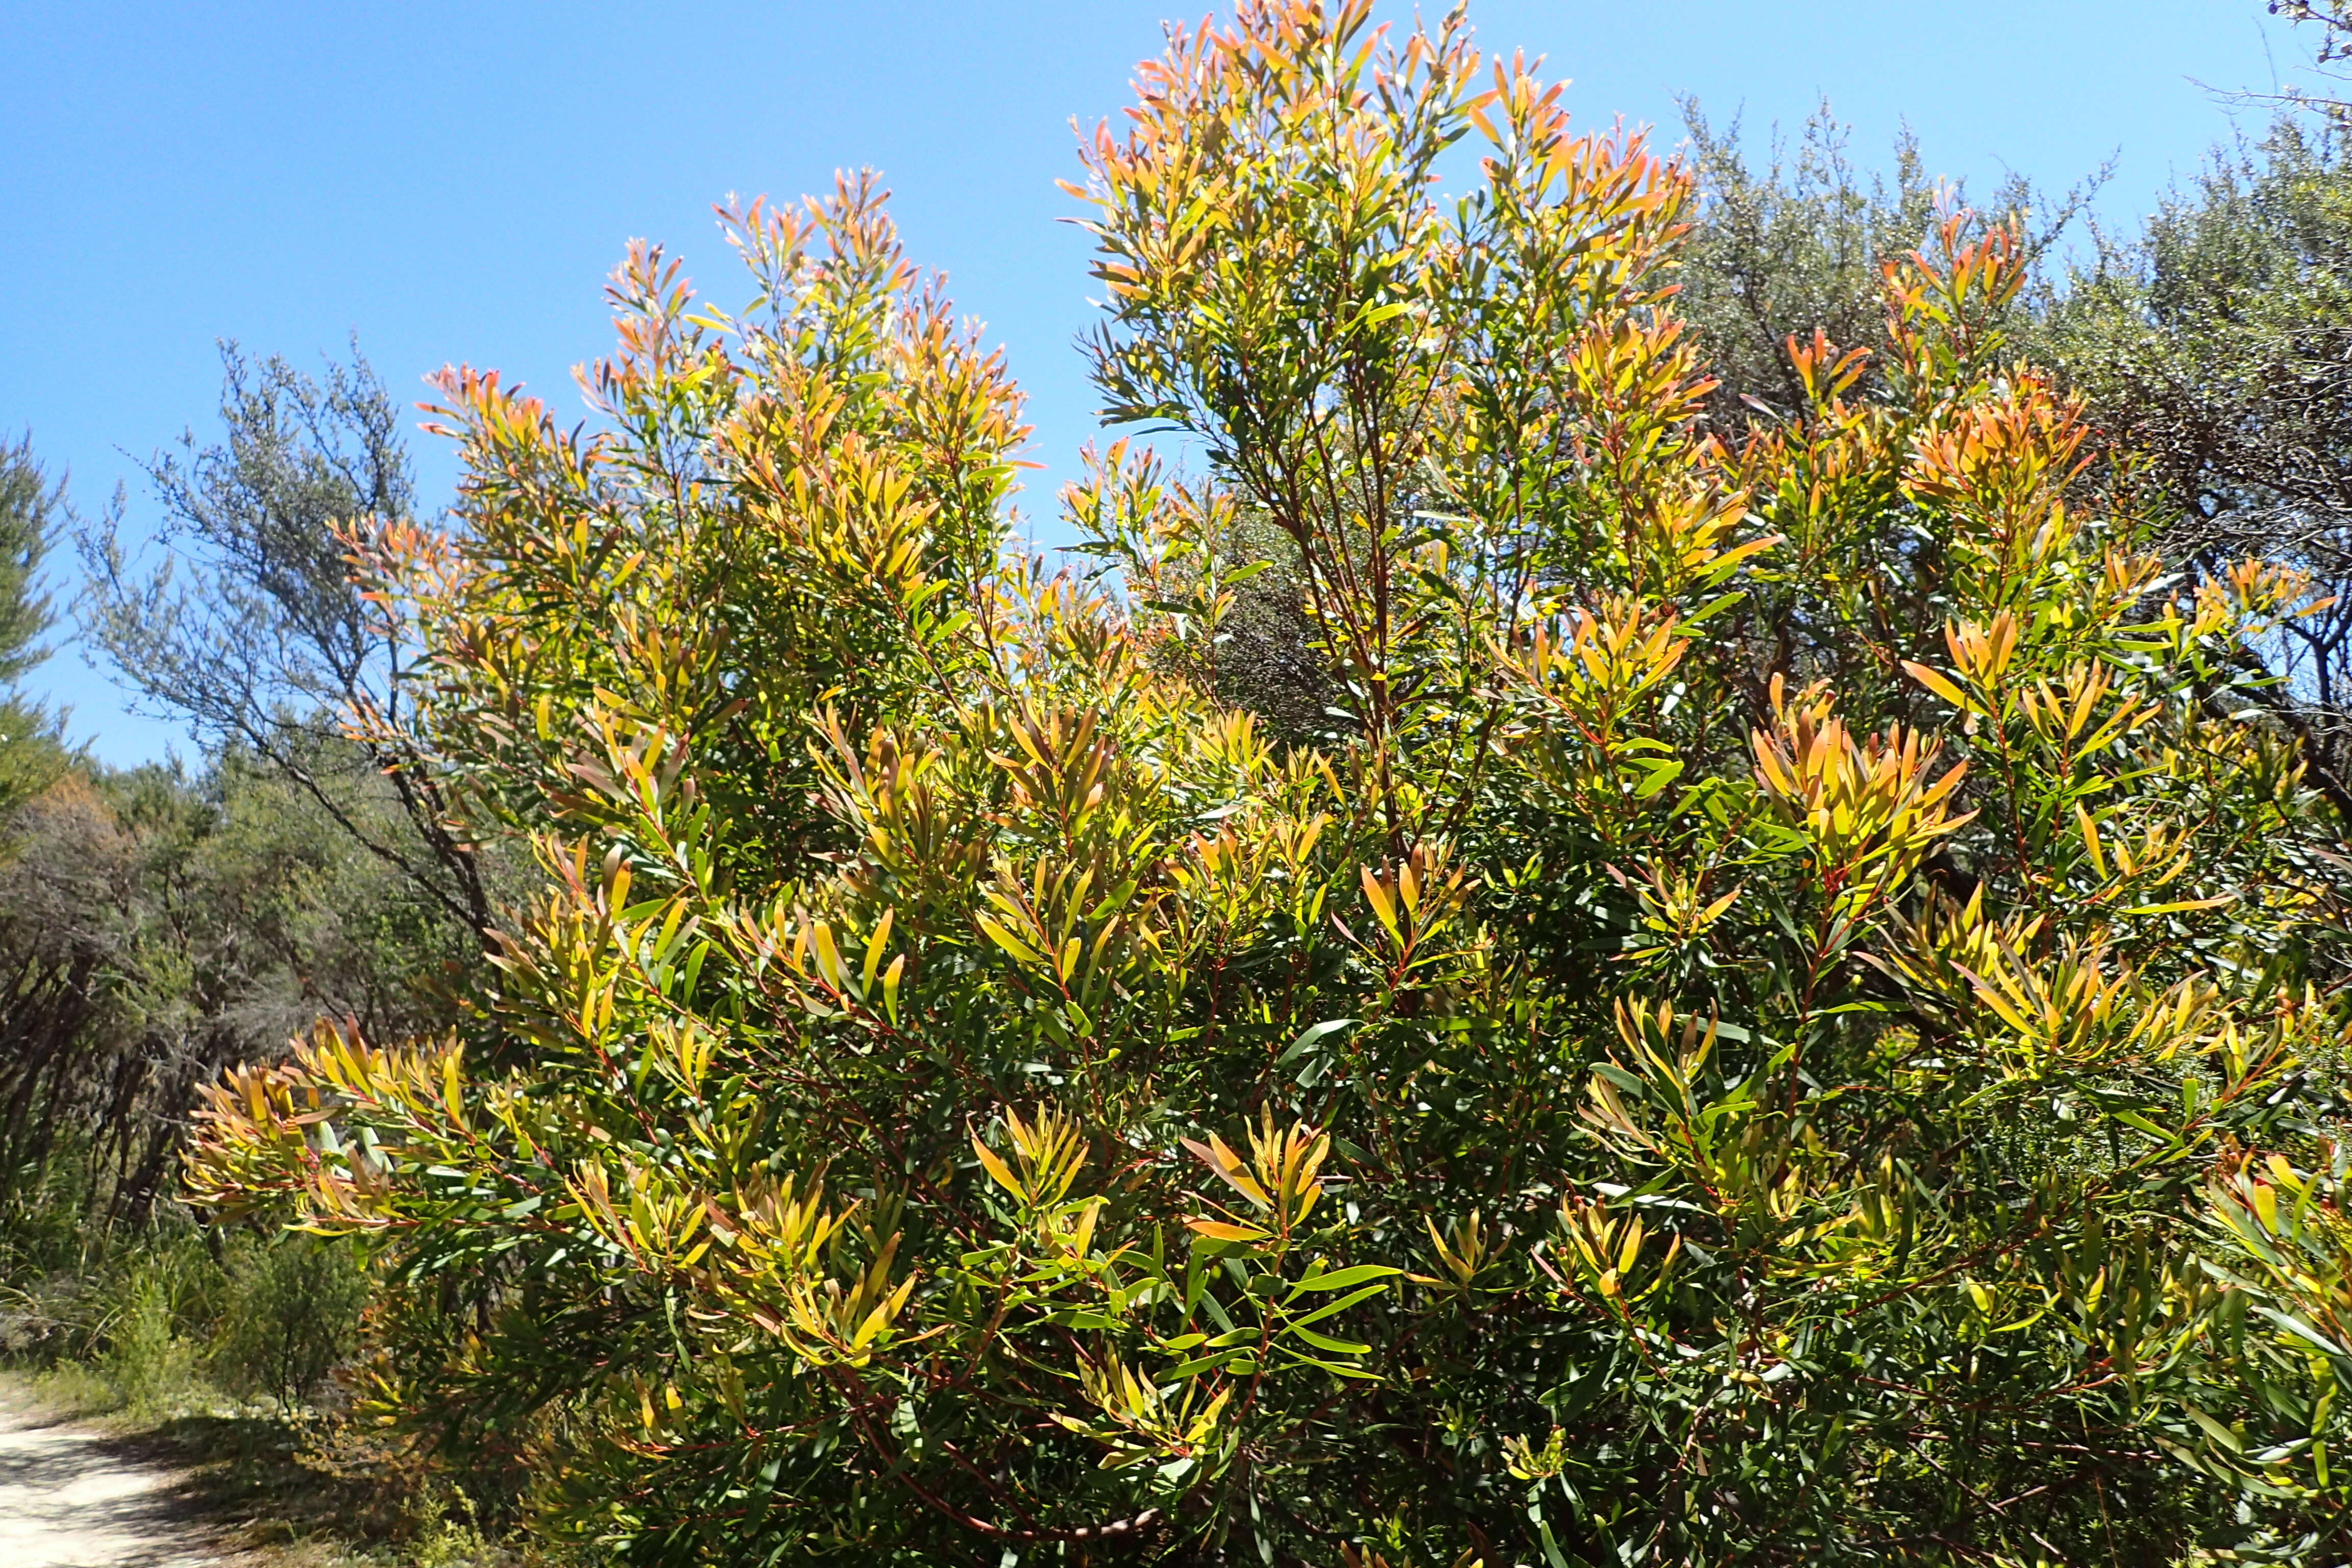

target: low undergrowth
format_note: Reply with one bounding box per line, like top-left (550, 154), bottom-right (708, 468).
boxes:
top-left (1, 1190), bottom-right (518, 1567)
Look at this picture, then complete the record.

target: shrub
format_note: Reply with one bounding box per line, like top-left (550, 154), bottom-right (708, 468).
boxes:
top-left (209, 1229), bottom-right (368, 1408)
top-left (89, 1257), bottom-right (207, 1413)
top-left (0, 1216), bottom-right (220, 1413)
top-left (190, 3), bottom-right (2352, 1563)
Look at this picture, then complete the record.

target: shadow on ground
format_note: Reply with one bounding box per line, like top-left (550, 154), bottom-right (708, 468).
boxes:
top-left (106, 1411), bottom-right (416, 1558)
top-left (0, 1400), bottom-right (225, 1566)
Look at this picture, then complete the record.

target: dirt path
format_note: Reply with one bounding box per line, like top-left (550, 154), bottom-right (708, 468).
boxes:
top-left (0, 1385), bottom-right (221, 1568)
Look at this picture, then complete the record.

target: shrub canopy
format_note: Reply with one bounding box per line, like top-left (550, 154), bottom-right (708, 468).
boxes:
top-left (192, 4), bottom-right (2352, 1562)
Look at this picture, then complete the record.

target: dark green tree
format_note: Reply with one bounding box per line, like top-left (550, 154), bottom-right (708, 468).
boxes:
top-left (0, 436), bottom-right (72, 811)
top-left (2046, 119), bottom-right (2352, 816)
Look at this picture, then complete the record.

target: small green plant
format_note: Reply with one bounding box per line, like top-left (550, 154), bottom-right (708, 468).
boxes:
top-left (398, 1482), bottom-right (498, 1568)
top-left (6, 1223), bottom-right (227, 1415)
top-left (4, 1188), bottom-right (369, 1417)
top-left (209, 1230), bottom-right (369, 1408)
top-left (92, 1266), bottom-right (203, 1412)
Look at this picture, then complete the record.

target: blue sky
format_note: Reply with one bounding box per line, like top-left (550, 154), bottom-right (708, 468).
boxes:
top-left (0, 0), bottom-right (2312, 766)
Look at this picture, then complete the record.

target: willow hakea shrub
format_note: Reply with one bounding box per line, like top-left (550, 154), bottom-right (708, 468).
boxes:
top-left (190, 4), bottom-right (2352, 1562)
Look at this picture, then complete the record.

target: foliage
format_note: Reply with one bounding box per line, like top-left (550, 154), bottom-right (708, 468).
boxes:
top-left (2046, 117), bottom-right (2352, 819)
top-left (0, 432), bottom-right (61, 687)
top-left (210, 1228), bottom-right (370, 1409)
top-left (8, 348), bottom-right (494, 1227)
top-left (78, 341), bottom-right (498, 935)
top-left (0, 321), bottom-right (498, 1568)
top-left (1672, 37), bottom-right (2352, 833)
top-left (0, 750), bottom-right (468, 1230)
top-left (0, 1206), bottom-right (362, 1414)
top-left (187, 4), bottom-right (2352, 1565)
top-left (1671, 101), bottom-right (2102, 428)
top-left (0, 434), bottom-right (72, 812)
top-left (2, 1216), bottom-right (220, 1408)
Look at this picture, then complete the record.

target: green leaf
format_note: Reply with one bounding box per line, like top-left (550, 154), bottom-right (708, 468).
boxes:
top-left (1287, 1322), bottom-right (1371, 1355)
top-left (1286, 1281), bottom-right (1390, 1329)
top-left (1288, 1264), bottom-right (1400, 1292)
top-left (1277, 1019), bottom-right (1356, 1066)
top-left (2255, 1305), bottom-right (2350, 1359)
top-left (2186, 1405), bottom-right (2244, 1453)
top-left (1275, 1352), bottom-right (1382, 1380)
top-left (1631, 759), bottom-right (1684, 799)
top-left (1165, 1349), bottom-right (1247, 1380)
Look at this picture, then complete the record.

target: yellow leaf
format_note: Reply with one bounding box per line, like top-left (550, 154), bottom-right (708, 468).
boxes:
top-left (441, 1049), bottom-right (467, 1131)
top-left (1963, 969), bottom-right (2036, 1038)
top-left (972, 1132), bottom-right (1023, 1202)
top-left (1185, 1133), bottom-right (1270, 1207)
top-left (2121, 895), bottom-right (2234, 916)
top-left (1360, 867), bottom-right (1399, 939)
top-left (2075, 803), bottom-right (2105, 881)
top-left (862, 909), bottom-right (895, 992)
top-left (1901, 660), bottom-right (1971, 712)
top-left (976, 915), bottom-right (1041, 965)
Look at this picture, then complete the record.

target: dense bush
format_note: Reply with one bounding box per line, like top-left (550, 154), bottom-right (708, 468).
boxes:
top-left (209, 1229), bottom-right (370, 1408)
top-left (180, 4), bottom-right (2352, 1564)
top-left (0, 1211), bottom-right (365, 1413)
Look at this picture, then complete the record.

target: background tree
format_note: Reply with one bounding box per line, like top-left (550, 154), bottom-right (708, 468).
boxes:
top-left (2260, 1), bottom-right (2352, 126)
top-left (1668, 63), bottom-right (2352, 827)
top-left (79, 343), bottom-right (496, 936)
top-left (0, 751), bottom-right (468, 1235)
top-left (1673, 102), bottom-right (2095, 424)
top-left (0, 436), bottom-right (73, 812)
top-left (2046, 121), bottom-right (2352, 817)
top-left (0, 405), bottom-right (477, 1441)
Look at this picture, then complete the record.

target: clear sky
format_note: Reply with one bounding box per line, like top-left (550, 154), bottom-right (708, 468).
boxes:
top-left (0, 0), bottom-right (2312, 767)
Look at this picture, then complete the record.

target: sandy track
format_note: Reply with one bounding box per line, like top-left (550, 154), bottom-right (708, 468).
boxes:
top-left (0, 1387), bottom-right (219, 1568)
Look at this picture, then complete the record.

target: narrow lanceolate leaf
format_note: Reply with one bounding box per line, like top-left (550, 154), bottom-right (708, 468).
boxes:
top-left (862, 908), bottom-right (896, 992)
top-left (976, 915), bottom-right (1042, 965)
top-left (1288, 1264), bottom-right (1401, 1293)
top-left (1286, 1322), bottom-right (1372, 1355)
top-left (2121, 895), bottom-right (2235, 915)
top-left (1278, 1018), bottom-right (1357, 1065)
top-left (1183, 1133), bottom-right (1270, 1208)
top-left (972, 1132), bottom-right (1023, 1203)
top-left (1901, 659), bottom-right (1972, 712)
